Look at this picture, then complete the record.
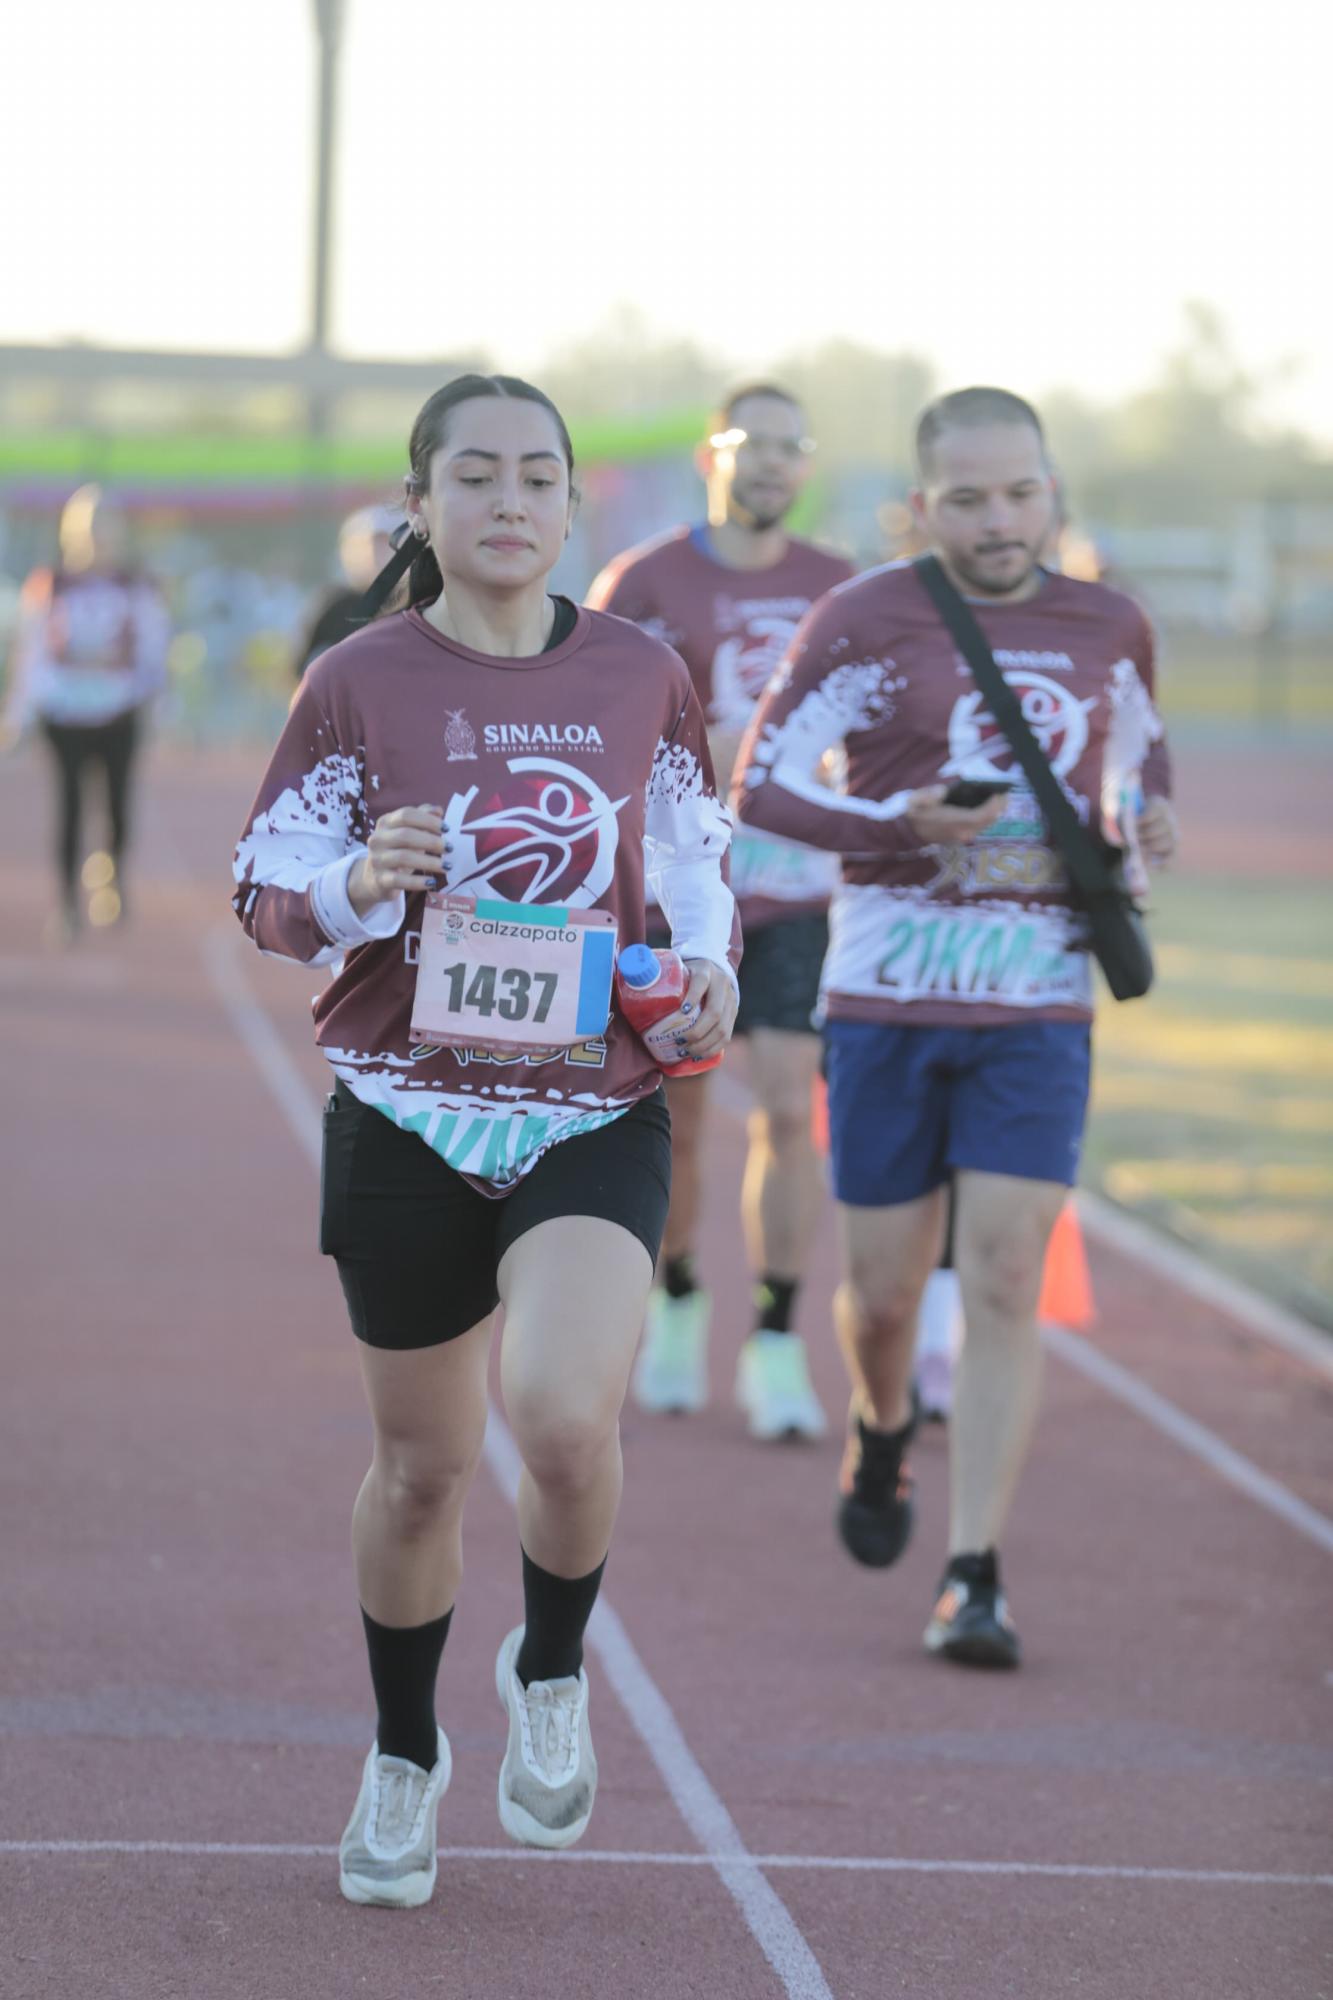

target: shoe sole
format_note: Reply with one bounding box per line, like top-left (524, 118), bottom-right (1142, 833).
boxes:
top-left (494, 1640), bottom-right (593, 1851)
top-left (925, 1628), bottom-right (1021, 1670)
top-left (634, 1385), bottom-right (708, 1414)
top-left (495, 1780), bottom-right (592, 1850)
top-left (746, 1410), bottom-right (827, 1442)
top-left (837, 1496), bottom-right (914, 1569)
top-left (736, 1376), bottom-right (827, 1443)
top-left (339, 1862), bottom-right (437, 1908)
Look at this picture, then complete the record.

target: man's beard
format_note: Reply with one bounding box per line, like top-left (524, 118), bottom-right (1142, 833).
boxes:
top-left (730, 484), bottom-right (791, 535)
top-left (953, 542), bottom-right (1040, 598)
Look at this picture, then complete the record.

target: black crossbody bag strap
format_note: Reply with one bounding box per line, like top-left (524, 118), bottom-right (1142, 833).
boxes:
top-left (914, 556), bottom-right (1114, 899)
top-left (914, 554), bottom-right (1153, 1002)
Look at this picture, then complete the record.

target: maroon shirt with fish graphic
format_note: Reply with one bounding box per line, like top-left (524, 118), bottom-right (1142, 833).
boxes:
top-left (587, 524), bottom-right (854, 928)
top-left (233, 604), bottom-right (739, 1190)
top-left (732, 561), bottom-right (1171, 1026)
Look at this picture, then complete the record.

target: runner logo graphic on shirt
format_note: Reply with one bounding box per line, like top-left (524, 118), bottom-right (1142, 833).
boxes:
top-left (443, 756), bottom-right (630, 905)
top-left (944, 669), bottom-right (1097, 781)
top-left (445, 708), bottom-right (477, 761)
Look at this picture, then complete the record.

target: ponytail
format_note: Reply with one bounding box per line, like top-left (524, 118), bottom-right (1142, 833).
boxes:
top-left (351, 523), bottom-right (442, 626)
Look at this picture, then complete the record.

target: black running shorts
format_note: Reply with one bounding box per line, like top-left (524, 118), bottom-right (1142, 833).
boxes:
top-left (647, 909), bottom-right (828, 1037)
top-left (319, 1081), bottom-right (672, 1349)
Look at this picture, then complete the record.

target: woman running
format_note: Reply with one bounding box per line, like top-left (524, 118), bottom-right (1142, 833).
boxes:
top-left (232, 374), bottom-right (739, 1908)
top-left (5, 486), bottom-right (170, 936)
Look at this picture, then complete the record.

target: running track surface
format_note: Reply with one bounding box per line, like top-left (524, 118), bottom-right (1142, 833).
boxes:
top-left (2, 742), bottom-right (1331, 2000)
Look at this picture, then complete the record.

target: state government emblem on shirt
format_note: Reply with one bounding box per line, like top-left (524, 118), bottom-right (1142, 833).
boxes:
top-left (445, 708), bottom-right (477, 761)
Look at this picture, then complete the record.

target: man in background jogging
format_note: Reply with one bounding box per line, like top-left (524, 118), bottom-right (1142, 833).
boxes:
top-left (588, 386), bottom-right (853, 1441)
top-left (733, 387), bottom-right (1177, 1664)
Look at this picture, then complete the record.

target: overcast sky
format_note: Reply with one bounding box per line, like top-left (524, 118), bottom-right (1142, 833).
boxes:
top-left (5, 0), bottom-right (1328, 441)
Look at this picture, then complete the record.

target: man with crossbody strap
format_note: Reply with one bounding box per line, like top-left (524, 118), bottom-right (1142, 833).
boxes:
top-left (732, 388), bottom-right (1176, 1668)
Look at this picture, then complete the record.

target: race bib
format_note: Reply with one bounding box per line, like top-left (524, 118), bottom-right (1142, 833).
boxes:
top-left (411, 894), bottom-right (617, 1054)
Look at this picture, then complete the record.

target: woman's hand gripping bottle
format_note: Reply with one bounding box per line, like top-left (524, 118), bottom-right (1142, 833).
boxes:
top-left (615, 944), bottom-right (722, 1078)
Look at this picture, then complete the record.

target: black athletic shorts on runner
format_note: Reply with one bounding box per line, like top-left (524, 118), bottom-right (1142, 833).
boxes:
top-left (645, 910), bottom-right (828, 1037)
top-left (319, 1081), bottom-right (672, 1349)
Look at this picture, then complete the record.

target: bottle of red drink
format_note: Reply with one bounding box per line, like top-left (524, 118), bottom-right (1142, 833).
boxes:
top-left (615, 943), bottom-right (722, 1078)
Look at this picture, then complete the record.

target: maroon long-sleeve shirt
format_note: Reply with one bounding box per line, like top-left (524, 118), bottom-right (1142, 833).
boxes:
top-left (732, 562), bottom-right (1171, 1027)
top-left (233, 604), bottom-right (740, 1190)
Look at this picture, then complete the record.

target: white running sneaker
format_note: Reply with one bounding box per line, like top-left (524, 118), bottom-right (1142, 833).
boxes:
top-left (914, 1348), bottom-right (956, 1425)
top-left (735, 1332), bottom-right (828, 1441)
top-left (913, 1269), bottom-right (963, 1422)
top-left (339, 1728), bottom-right (452, 1907)
top-left (632, 1288), bottom-right (710, 1413)
top-left (495, 1626), bottom-right (597, 1849)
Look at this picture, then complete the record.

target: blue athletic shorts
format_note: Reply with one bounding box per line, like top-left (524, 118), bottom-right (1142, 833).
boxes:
top-left (822, 1017), bottom-right (1092, 1208)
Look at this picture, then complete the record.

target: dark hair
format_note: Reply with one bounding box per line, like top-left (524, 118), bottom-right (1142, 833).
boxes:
top-left (708, 380), bottom-right (803, 438)
top-left (914, 387), bottom-right (1045, 479)
top-left (360, 373), bottom-right (576, 618)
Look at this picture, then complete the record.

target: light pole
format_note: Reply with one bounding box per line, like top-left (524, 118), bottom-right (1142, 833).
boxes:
top-left (308, 0), bottom-right (344, 433)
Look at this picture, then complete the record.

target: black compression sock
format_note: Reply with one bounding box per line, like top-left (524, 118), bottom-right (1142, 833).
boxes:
top-left (754, 1274), bottom-right (799, 1334)
top-left (360, 1605), bottom-right (452, 1773)
top-left (661, 1254), bottom-right (698, 1300)
top-left (515, 1549), bottom-right (606, 1686)
top-left (945, 1548), bottom-right (999, 1588)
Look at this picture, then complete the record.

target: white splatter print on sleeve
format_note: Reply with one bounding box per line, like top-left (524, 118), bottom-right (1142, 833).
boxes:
top-left (232, 679), bottom-right (404, 964)
top-left (733, 596), bottom-right (920, 857)
top-left (643, 698), bottom-right (740, 988)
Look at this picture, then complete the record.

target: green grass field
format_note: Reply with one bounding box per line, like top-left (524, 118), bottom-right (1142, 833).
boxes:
top-left (1085, 871), bottom-right (1333, 1328)
top-left (1155, 632), bottom-right (1333, 726)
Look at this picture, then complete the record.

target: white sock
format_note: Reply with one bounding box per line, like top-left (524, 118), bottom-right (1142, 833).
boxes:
top-left (915, 1269), bottom-right (964, 1362)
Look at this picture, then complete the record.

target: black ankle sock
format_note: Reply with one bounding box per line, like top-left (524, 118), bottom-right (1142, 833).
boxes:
top-left (754, 1274), bottom-right (799, 1334)
top-left (946, 1548), bottom-right (999, 1588)
top-left (858, 1404), bottom-right (916, 1454)
top-left (360, 1605), bottom-right (452, 1772)
top-left (662, 1254), bottom-right (698, 1301)
top-left (515, 1549), bottom-right (606, 1686)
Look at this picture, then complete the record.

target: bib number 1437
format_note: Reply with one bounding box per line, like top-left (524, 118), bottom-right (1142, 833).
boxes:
top-left (437, 960), bottom-right (558, 1025)
top-left (410, 893), bottom-right (617, 1054)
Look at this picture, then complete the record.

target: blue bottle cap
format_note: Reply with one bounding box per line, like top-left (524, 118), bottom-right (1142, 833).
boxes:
top-left (618, 943), bottom-right (662, 989)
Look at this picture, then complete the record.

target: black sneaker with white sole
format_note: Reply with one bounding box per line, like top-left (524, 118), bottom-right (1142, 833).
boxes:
top-left (923, 1549), bottom-right (1021, 1669)
top-left (836, 1399), bottom-right (917, 1568)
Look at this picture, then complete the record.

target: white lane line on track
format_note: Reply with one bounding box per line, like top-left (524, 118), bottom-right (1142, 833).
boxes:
top-left (715, 1066), bottom-right (1333, 1555)
top-left (4, 1842), bottom-right (1329, 1889)
top-left (200, 924), bottom-right (833, 2000)
top-left (1042, 1324), bottom-right (1333, 1557)
top-left (1076, 1189), bottom-right (1333, 1382)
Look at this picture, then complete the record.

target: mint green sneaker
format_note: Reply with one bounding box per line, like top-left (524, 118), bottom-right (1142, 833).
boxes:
top-left (736, 1331), bottom-right (827, 1441)
top-left (633, 1288), bottom-right (710, 1413)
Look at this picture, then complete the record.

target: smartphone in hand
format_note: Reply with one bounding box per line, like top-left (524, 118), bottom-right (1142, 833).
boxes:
top-left (941, 778), bottom-right (1015, 808)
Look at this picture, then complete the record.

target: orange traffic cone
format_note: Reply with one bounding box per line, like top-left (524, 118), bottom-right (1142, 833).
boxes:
top-left (811, 1073), bottom-right (830, 1157)
top-left (1039, 1200), bottom-right (1096, 1329)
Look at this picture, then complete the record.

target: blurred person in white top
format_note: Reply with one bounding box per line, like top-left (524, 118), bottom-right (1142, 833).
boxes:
top-left (4, 486), bottom-right (170, 936)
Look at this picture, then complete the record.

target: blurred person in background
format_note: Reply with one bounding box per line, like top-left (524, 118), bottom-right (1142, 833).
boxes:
top-left (734, 387), bottom-right (1176, 1668)
top-left (587, 387), bottom-right (854, 1442)
top-left (3, 485), bottom-right (170, 937)
top-left (293, 504), bottom-right (401, 680)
